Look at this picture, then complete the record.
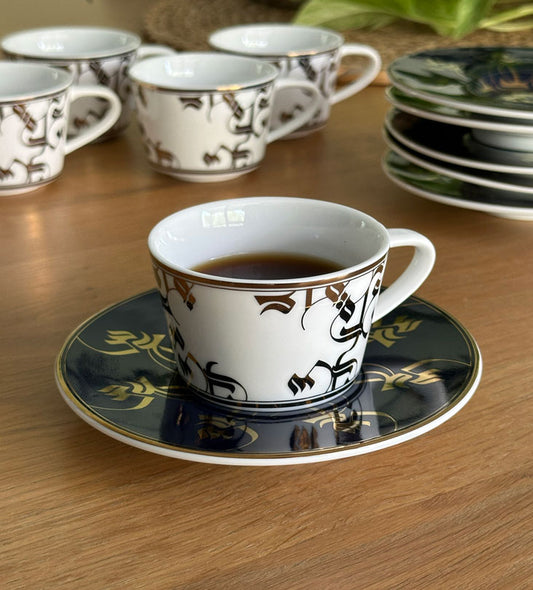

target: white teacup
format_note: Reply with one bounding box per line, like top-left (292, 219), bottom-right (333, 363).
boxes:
top-left (0, 61), bottom-right (120, 196)
top-left (129, 53), bottom-right (321, 182)
top-left (209, 24), bottom-right (381, 137)
top-left (149, 197), bottom-right (436, 411)
top-left (1, 26), bottom-right (174, 139)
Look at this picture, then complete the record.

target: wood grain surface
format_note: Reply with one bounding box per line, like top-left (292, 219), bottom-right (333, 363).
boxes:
top-left (2, 87), bottom-right (532, 589)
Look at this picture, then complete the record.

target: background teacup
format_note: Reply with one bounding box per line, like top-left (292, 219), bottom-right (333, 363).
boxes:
top-left (129, 53), bottom-right (321, 182)
top-left (1, 26), bottom-right (174, 139)
top-left (0, 61), bottom-right (121, 196)
top-left (209, 24), bottom-right (381, 138)
top-left (149, 196), bottom-right (436, 411)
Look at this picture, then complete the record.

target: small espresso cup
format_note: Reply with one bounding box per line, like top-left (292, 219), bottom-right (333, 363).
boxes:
top-left (129, 53), bottom-right (321, 182)
top-left (1, 26), bottom-right (174, 138)
top-left (209, 24), bottom-right (381, 137)
top-left (0, 61), bottom-right (121, 196)
top-left (149, 197), bottom-right (436, 411)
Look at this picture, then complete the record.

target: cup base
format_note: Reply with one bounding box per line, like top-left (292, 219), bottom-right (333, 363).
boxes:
top-left (151, 163), bottom-right (259, 183)
top-left (0, 178), bottom-right (55, 196)
top-left (187, 380), bottom-right (362, 415)
top-left (282, 121), bottom-right (327, 140)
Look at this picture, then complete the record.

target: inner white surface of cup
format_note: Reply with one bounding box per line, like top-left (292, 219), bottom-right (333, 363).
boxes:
top-left (1, 26), bottom-right (140, 60)
top-left (149, 197), bottom-right (389, 285)
top-left (0, 62), bottom-right (72, 101)
top-left (209, 24), bottom-right (343, 57)
top-left (129, 53), bottom-right (280, 91)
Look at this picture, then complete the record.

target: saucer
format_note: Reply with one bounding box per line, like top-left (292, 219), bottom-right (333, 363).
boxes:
top-left (55, 289), bottom-right (482, 466)
top-left (383, 150), bottom-right (533, 221)
top-left (385, 109), bottom-right (533, 175)
top-left (383, 129), bottom-right (533, 195)
top-left (464, 134), bottom-right (533, 167)
top-left (386, 87), bottom-right (533, 134)
top-left (388, 47), bottom-right (533, 119)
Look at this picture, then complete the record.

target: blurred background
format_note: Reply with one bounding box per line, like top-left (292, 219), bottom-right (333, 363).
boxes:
top-left (0, 0), bottom-right (151, 36)
top-left (2, 1), bottom-right (532, 78)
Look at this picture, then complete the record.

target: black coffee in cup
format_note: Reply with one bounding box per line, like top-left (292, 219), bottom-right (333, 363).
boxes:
top-left (193, 252), bottom-right (343, 280)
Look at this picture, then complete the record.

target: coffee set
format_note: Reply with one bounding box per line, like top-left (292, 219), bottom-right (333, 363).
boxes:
top-left (2, 25), bottom-right (483, 464)
top-left (383, 47), bottom-right (533, 221)
top-left (0, 23), bottom-right (381, 190)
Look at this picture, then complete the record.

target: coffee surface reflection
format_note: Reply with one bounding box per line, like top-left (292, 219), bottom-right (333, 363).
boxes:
top-left (193, 252), bottom-right (343, 280)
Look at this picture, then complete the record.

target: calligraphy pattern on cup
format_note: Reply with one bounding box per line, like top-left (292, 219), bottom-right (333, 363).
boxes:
top-left (61, 54), bottom-right (135, 137)
top-left (0, 94), bottom-right (67, 192)
top-left (135, 85), bottom-right (274, 178)
top-left (153, 259), bottom-right (385, 408)
top-left (4, 53), bottom-right (135, 139)
top-left (269, 51), bottom-right (340, 134)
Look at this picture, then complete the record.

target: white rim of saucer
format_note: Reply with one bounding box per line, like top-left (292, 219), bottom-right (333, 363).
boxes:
top-left (383, 130), bottom-right (533, 195)
top-left (385, 87), bottom-right (533, 134)
top-left (384, 110), bottom-right (533, 175)
top-left (382, 156), bottom-right (533, 220)
top-left (391, 76), bottom-right (533, 121)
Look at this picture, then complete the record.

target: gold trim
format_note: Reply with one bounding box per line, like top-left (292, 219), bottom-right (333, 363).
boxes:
top-left (0, 88), bottom-right (68, 106)
top-left (3, 49), bottom-right (137, 63)
top-left (214, 46), bottom-right (340, 59)
top-left (132, 78), bottom-right (276, 95)
top-left (150, 253), bottom-right (388, 291)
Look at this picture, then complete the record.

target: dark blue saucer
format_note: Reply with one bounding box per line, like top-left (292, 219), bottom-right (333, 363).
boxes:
top-left (55, 290), bottom-right (481, 465)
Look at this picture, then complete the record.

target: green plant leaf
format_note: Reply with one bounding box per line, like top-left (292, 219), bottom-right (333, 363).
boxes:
top-left (294, 0), bottom-right (398, 30)
top-left (482, 2), bottom-right (533, 30)
top-left (294, 0), bottom-right (500, 38)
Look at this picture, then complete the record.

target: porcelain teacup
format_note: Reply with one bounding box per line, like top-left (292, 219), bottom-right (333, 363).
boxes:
top-left (1, 26), bottom-right (174, 139)
top-left (129, 53), bottom-right (321, 182)
top-left (0, 61), bottom-right (121, 195)
top-left (209, 24), bottom-right (381, 137)
top-left (148, 196), bottom-right (435, 411)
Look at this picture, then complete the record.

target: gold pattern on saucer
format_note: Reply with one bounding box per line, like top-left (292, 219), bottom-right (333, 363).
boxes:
top-left (79, 329), bottom-right (174, 368)
top-left (369, 314), bottom-right (422, 347)
top-left (99, 377), bottom-right (186, 410)
top-left (362, 360), bottom-right (443, 391)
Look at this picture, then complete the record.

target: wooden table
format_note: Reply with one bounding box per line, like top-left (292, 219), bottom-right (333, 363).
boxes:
top-left (2, 87), bottom-right (531, 589)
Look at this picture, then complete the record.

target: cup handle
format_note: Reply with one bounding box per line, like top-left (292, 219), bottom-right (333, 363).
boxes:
top-left (267, 79), bottom-right (321, 143)
top-left (136, 44), bottom-right (176, 60)
top-left (330, 43), bottom-right (382, 106)
top-left (64, 86), bottom-right (122, 154)
top-left (372, 228), bottom-right (436, 322)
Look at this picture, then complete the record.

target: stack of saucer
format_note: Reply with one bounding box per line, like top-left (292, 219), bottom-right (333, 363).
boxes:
top-left (382, 47), bottom-right (533, 221)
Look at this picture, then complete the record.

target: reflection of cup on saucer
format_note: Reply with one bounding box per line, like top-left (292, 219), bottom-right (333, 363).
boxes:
top-left (1, 26), bottom-right (174, 139)
top-left (209, 24), bottom-right (381, 138)
top-left (148, 196), bottom-right (435, 411)
top-left (0, 61), bottom-right (121, 196)
top-left (161, 369), bottom-right (367, 454)
top-left (129, 53), bottom-right (320, 182)
top-left (471, 127), bottom-right (533, 152)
